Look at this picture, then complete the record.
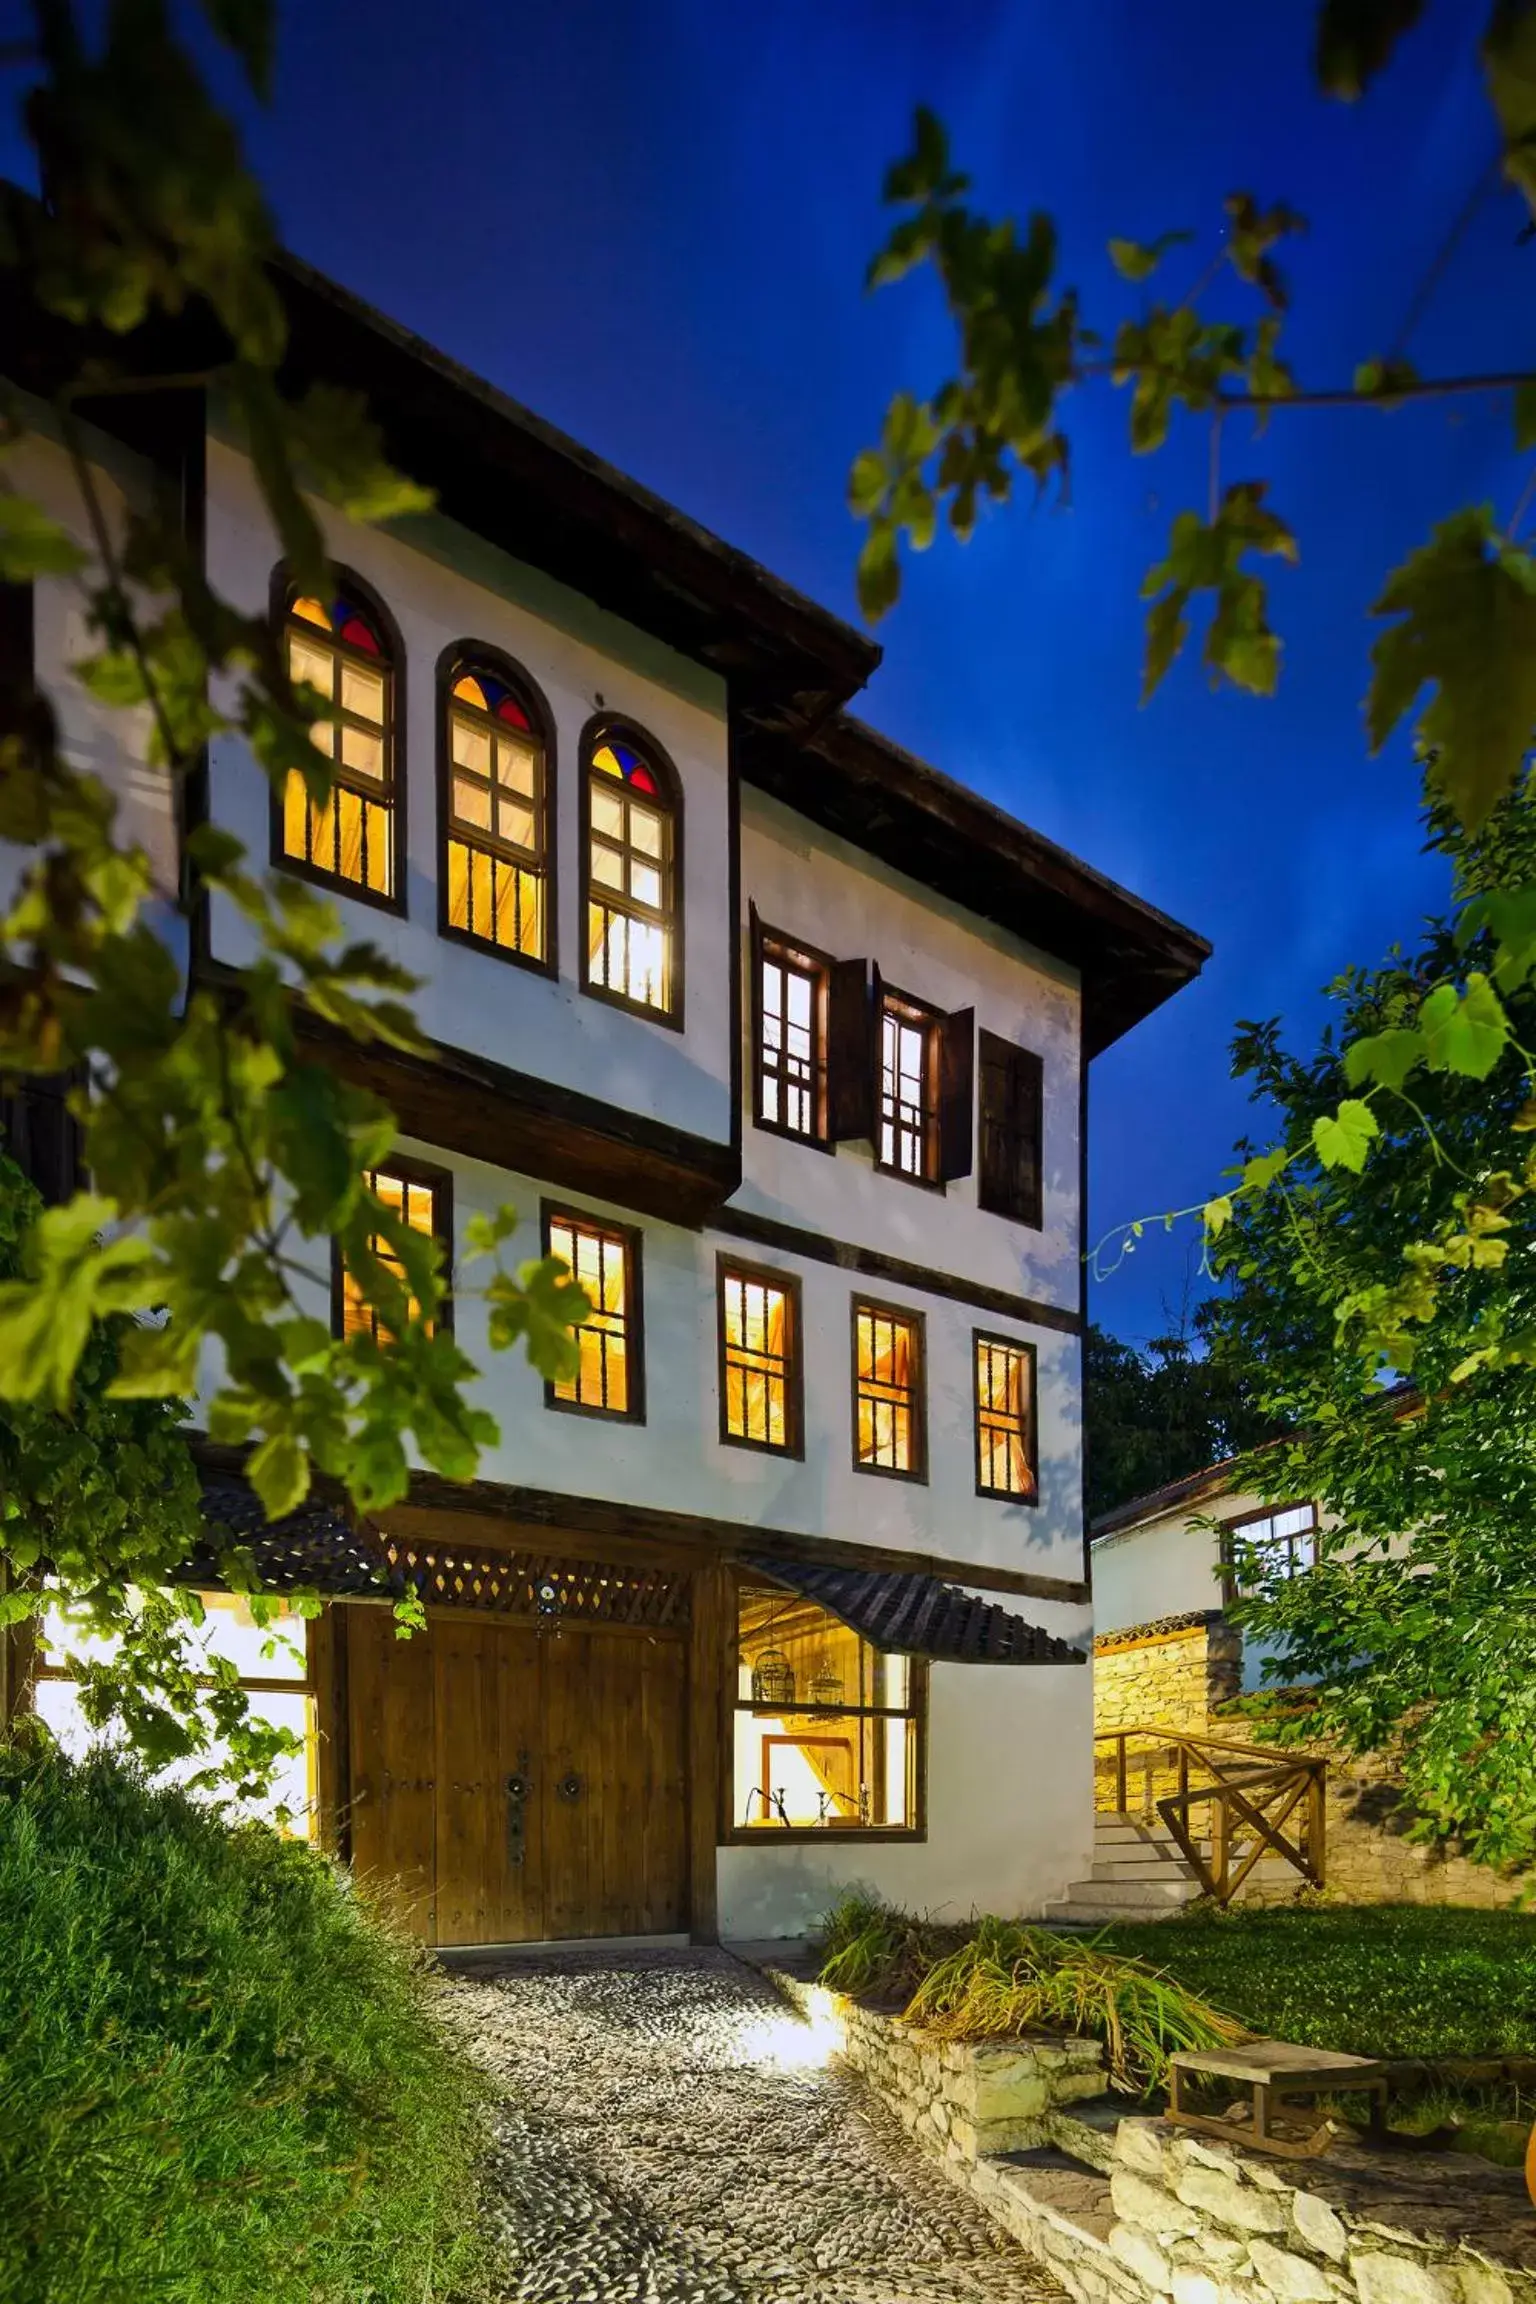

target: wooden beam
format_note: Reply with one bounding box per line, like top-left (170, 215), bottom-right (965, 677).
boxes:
top-left (687, 1561), bottom-right (731, 1945)
top-left (713, 1206), bottom-right (1082, 1336)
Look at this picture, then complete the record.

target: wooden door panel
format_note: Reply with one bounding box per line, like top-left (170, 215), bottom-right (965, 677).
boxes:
top-left (541, 1633), bottom-right (601, 1941)
top-left (347, 1607), bottom-right (436, 1941)
top-left (636, 1640), bottom-right (688, 1933)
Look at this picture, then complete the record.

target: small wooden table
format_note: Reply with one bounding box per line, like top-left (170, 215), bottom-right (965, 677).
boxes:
top-left (1167, 2040), bottom-right (1388, 2160)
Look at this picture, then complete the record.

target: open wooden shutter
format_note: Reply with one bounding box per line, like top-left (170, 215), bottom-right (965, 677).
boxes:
top-left (937, 1007), bottom-right (975, 1182)
top-left (978, 1032), bottom-right (1043, 1225)
top-left (827, 957), bottom-right (874, 1142)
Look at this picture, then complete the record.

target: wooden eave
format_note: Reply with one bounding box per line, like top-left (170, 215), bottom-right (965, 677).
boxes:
top-left (738, 713), bottom-right (1212, 1056)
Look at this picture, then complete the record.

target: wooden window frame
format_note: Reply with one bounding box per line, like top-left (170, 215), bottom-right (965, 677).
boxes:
top-left (750, 911), bottom-right (833, 1151)
top-left (978, 1029), bottom-right (1044, 1229)
top-left (435, 642), bottom-right (558, 978)
top-left (722, 1573), bottom-right (928, 1846)
top-left (541, 1200), bottom-right (646, 1424)
top-left (579, 713), bottom-right (685, 1032)
top-left (270, 562), bottom-right (406, 918)
top-left (876, 984), bottom-right (944, 1190)
top-left (331, 1154), bottom-right (454, 1342)
top-left (973, 1329), bottom-right (1039, 1503)
top-left (850, 1296), bottom-right (928, 1484)
top-left (715, 1254), bottom-right (805, 1459)
top-left (1219, 1501), bottom-right (1319, 1605)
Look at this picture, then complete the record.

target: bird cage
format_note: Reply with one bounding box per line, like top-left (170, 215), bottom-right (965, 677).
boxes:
top-left (808, 1658), bottom-right (843, 1708)
top-left (751, 1648), bottom-right (795, 1706)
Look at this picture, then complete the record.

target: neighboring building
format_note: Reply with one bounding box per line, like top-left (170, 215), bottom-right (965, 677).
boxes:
top-left (1, 251), bottom-right (1210, 1949)
top-left (1090, 1468), bottom-right (1527, 1909)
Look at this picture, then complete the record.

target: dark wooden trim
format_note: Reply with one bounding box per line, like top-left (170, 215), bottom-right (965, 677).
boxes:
top-left (728, 730), bottom-right (743, 1173)
top-left (434, 638), bottom-right (558, 979)
top-left (376, 1469), bottom-right (1090, 1606)
top-left (309, 1602), bottom-right (352, 1864)
top-left (978, 1030), bottom-right (1045, 1230)
top-left (1078, 1023), bottom-right (1091, 1589)
top-left (850, 1295), bottom-right (928, 1486)
top-left (937, 1005), bottom-right (975, 1184)
top-left (330, 1152), bottom-right (455, 1342)
top-left (268, 558), bottom-right (407, 918)
top-left (711, 1205), bottom-right (1082, 1336)
top-left (687, 1558), bottom-right (731, 1942)
top-left (972, 1328), bottom-right (1040, 1504)
top-left (280, 997), bottom-right (738, 1228)
top-left (826, 955), bottom-right (874, 1143)
top-left (750, 912), bottom-right (834, 1152)
top-left (578, 712), bottom-right (685, 1033)
top-left (714, 1252), bottom-right (805, 1459)
top-left (875, 980), bottom-right (945, 1190)
top-left (540, 1199), bottom-right (647, 1423)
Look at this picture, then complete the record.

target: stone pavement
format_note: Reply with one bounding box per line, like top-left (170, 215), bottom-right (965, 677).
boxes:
top-left (450, 1946), bottom-right (1066, 2304)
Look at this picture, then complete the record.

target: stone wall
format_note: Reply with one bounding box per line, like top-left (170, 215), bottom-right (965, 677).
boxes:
top-left (1094, 1615), bottom-right (1242, 1742)
top-left (769, 1967), bottom-right (1105, 2163)
top-left (1092, 1614), bottom-right (1530, 1910)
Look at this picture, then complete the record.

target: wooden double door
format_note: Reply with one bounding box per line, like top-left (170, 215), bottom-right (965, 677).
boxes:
top-left (344, 1608), bottom-right (688, 1946)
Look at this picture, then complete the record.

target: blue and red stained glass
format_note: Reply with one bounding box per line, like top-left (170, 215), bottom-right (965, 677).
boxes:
top-left (592, 738), bottom-right (658, 795)
top-left (452, 670), bottom-right (532, 730)
top-left (291, 593), bottom-right (385, 657)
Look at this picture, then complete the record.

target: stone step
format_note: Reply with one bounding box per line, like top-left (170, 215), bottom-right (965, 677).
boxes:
top-left (1043, 2094), bottom-right (1126, 2173)
top-left (1087, 1857), bottom-right (1206, 1883)
top-left (1074, 1875), bottom-right (1203, 1905)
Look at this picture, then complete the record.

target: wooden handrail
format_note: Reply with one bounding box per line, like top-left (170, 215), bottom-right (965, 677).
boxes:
top-left (1094, 1725), bottom-right (1327, 1905)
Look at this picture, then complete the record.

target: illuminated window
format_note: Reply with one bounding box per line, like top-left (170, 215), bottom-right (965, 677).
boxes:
top-left (544, 1206), bottom-right (643, 1420)
top-left (878, 992), bottom-right (939, 1182)
top-left (443, 659), bottom-right (550, 964)
top-left (1227, 1504), bottom-right (1318, 1593)
top-left (754, 921), bottom-right (829, 1142)
top-left (34, 1590), bottom-right (316, 1835)
top-left (335, 1161), bottom-right (451, 1344)
top-left (279, 583), bottom-right (398, 903)
top-left (718, 1259), bottom-right (801, 1454)
top-left (732, 1583), bottom-right (922, 1835)
top-left (584, 728), bottom-right (678, 1018)
top-left (852, 1301), bottom-right (925, 1481)
top-left (974, 1333), bottom-right (1037, 1500)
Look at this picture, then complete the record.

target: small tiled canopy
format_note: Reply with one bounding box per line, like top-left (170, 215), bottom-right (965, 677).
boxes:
top-left (188, 1474), bottom-right (394, 1597)
top-left (744, 1556), bottom-right (1084, 1665)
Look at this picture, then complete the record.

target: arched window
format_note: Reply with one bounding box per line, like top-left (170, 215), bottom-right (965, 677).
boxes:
top-left (442, 655), bottom-right (551, 966)
top-left (583, 724), bottom-right (679, 1020)
top-left (279, 580), bottom-right (399, 904)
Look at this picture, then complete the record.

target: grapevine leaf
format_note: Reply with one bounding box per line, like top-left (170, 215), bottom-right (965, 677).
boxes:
top-left (1367, 507), bottom-right (1536, 831)
top-left (1315, 0), bottom-right (1426, 98)
top-left (1312, 1099), bottom-right (1379, 1172)
top-left (0, 496), bottom-right (87, 579)
top-left (1108, 230), bottom-right (1193, 282)
top-left (1343, 1025), bottom-right (1424, 1090)
top-left (1204, 1194), bottom-right (1235, 1236)
top-left (1417, 973), bottom-right (1511, 1079)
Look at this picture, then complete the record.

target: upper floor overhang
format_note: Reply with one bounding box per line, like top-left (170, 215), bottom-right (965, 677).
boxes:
top-left (739, 715), bottom-right (1212, 1058)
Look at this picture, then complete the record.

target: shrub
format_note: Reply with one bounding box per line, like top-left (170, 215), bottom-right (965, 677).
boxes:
top-left (814, 1893), bottom-right (1246, 2092)
top-left (0, 1751), bottom-right (489, 2303)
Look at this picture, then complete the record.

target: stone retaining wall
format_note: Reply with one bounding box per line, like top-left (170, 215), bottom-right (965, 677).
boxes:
top-left (769, 1967), bottom-right (1105, 2161)
top-left (768, 1968), bottom-right (1536, 2304)
top-left (1094, 1616), bottom-right (1242, 1742)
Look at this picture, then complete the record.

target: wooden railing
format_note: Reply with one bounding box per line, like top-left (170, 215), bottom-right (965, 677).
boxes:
top-left (1095, 1727), bottom-right (1327, 1906)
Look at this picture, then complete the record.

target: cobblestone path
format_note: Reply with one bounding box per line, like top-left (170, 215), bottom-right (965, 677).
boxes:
top-left (452, 1947), bottom-right (1065, 2304)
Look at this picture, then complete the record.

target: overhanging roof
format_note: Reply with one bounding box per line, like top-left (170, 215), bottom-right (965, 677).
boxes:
top-left (193, 1472), bottom-right (391, 1595)
top-left (746, 1556), bottom-right (1084, 1665)
top-left (739, 714), bottom-right (1211, 1056)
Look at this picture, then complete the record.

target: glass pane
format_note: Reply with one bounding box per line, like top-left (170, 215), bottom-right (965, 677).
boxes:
top-left (454, 720), bottom-right (491, 776)
top-left (494, 735), bottom-right (537, 796)
top-left (629, 804), bottom-right (662, 857)
top-left (340, 662), bottom-right (384, 723)
top-left (591, 841), bottom-right (624, 892)
top-left (591, 785), bottom-right (624, 838)
top-left (497, 799), bottom-right (535, 852)
top-left (340, 724), bottom-right (383, 781)
top-left (629, 860), bottom-right (662, 909)
top-left (453, 774), bottom-right (491, 831)
top-left (288, 636), bottom-right (334, 696)
top-left (196, 1593), bottom-right (308, 1680)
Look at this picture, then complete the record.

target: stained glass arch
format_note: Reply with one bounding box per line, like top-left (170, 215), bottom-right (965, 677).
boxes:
top-left (273, 562), bottom-right (403, 910)
top-left (438, 642), bottom-right (556, 971)
top-left (581, 715), bottom-right (683, 1024)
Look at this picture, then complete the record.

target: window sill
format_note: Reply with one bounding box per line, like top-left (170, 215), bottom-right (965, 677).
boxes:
top-left (580, 975), bottom-right (685, 1034)
top-left (271, 852), bottom-right (406, 920)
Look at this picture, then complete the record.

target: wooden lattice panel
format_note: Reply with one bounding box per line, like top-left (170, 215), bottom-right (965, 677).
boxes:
top-left (381, 1540), bottom-right (689, 1628)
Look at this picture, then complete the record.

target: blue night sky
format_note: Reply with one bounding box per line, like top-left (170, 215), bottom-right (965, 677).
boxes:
top-left (10, 2), bottom-right (1527, 1346)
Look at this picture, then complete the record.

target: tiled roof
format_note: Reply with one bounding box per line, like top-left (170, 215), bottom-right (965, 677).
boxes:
top-left (746, 1556), bottom-right (1084, 1665)
top-left (187, 1473), bottom-right (394, 1597)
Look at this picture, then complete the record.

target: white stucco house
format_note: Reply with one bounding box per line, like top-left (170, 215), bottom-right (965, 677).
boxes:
top-left (3, 248), bottom-right (1211, 1948)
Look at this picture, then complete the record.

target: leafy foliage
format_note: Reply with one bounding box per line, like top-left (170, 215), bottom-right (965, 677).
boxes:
top-left (0, 1750), bottom-right (491, 2303)
top-left (1194, 789), bottom-right (1536, 1869)
top-left (1095, 1903), bottom-right (1536, 2061)
top-left (1084, 1316), bottom-right (1273, 1520)
top-left (0, 0), bottom-right (591, 1775)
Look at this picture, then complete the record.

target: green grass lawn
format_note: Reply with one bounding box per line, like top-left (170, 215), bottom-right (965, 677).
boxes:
top-left (1093, 1903), bottom-right (1536, 2061)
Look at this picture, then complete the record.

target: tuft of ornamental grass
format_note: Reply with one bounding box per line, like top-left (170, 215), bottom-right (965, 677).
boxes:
top-left (815, 1895), bottom-right (1248, 2095)
top-left (0, 1748), bottom-right (492, 2304)
top-left (904, 1917), bottom-right (1248, 2094)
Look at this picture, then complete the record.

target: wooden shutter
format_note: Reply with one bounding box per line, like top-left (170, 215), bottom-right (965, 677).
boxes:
top-left (0, 580), bottom-right (33, 696)
top-left (827, 957), bottom-right (874, 1142)
top-left (0, 1074), bottom-right (84, 1206)
top-left (978, 1031), bottom-right (1043, 1226)
top-left (937, 1007), bottom-right (975, 1182)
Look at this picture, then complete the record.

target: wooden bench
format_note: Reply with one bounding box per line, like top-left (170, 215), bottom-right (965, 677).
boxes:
top-left (1167, 2040), bottom-right (1388, 2160)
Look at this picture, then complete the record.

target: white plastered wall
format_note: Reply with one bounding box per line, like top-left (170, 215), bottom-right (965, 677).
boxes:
top-left (200, 430), bottom-right (733, 1147)
top-left (716, 1657), bottom-right (1094, 1937)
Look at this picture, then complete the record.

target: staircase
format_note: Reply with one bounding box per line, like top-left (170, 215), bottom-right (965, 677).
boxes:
top-left (1044, 1812), bottom-right (1207, 1925)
